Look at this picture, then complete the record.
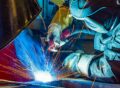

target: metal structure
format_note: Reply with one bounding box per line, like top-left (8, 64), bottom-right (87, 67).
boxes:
top-left (0, 0), bottom-right (41, 49)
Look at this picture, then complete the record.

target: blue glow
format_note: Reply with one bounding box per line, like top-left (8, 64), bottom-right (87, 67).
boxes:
top-left (14, 29), bottom-right (55, 82)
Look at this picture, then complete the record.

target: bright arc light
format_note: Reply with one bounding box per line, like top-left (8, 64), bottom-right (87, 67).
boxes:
top-left (34, 71), bottom-right (53, 83)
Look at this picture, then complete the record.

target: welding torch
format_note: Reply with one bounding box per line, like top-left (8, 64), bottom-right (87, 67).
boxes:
top-left (45, 29), bottom-right (95, 52)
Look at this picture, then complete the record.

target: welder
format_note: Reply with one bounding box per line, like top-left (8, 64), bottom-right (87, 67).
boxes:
top-left (47, 0), bottom-right (120, 83)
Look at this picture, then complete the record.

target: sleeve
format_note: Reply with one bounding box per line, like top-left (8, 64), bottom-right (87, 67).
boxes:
top-left (50, 6), bottom-right (73, 31)
top-left (104, 23), bottom-right (120, 60)
top-left (89, 23), bottom-right (120, 83)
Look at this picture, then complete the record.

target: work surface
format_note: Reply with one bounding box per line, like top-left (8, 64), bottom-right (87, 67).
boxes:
top-left (0, 78), bottom-right (120, 88)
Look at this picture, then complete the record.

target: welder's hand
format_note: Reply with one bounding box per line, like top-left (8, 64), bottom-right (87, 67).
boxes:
top-left (46, 23), bottom-right (68, 52)
top-left (63, 50), bottom-right (84, 71)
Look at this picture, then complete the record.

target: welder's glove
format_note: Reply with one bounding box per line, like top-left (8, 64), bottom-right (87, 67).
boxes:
top-left (63, 50), bottom-right (95, 76)
top-left (63, 50), bottom-right (84, 71)
top-left (46, 23), bottom-right (68, 52)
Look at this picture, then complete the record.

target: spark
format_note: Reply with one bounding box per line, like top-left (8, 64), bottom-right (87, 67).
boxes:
top-left (57, 72), bottom-right (79, 80)
top-left (91, 76), bottom-right (97, 88)
top-left (53, 52), bottom-right (61, 66)
top-left (33, 71), bottom-right (54, 83)
top-left (0, 63), bottom-right (30, 79)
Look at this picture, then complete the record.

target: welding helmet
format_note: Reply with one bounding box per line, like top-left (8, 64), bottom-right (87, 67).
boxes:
top-left (0, 0), bottom-right (41, 49)
top-left (69, 0), bottom-right (107, 19)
